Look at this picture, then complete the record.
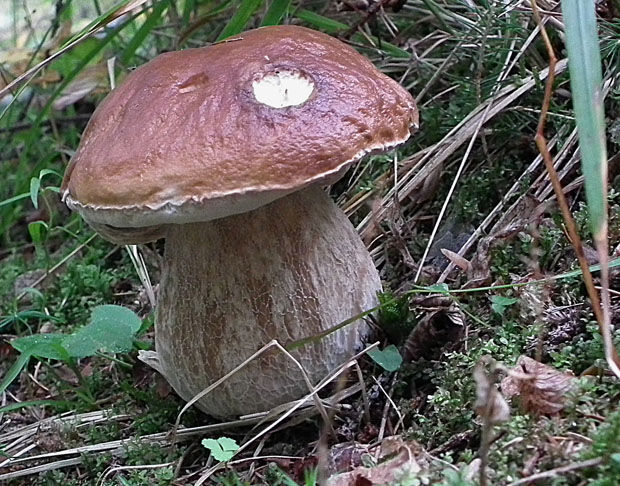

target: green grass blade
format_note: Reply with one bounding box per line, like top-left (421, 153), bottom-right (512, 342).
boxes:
top-left (562, 0), bottom-right (607, 239)
top-left (351, 33), bottom-right (410, 59)
top-left (0, 353), bottom-right (31, 395)
top-left (61, 0), bottom-right (149, 47)
top-left (261, 0), bottom-right (292, 26)
top-left (294, 9), bottom-right (410, 58)
top-left (121, 0), bottom-right (171, 64)
top-left (0, 400), bottom-right (71, 414)
top-left (217, 0), bottom-right (264, 41)
top-left (294, 9), bottom-right (347, 33)
top-left (0, 193), bottom-right (30, 209)
top-left (182, 0), bottom-right (197, 27)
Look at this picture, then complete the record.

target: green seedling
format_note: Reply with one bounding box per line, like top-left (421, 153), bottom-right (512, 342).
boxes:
top-left (367, 344), bottom-right (403, 372)
top-left (490, 295), bottom-right (519, 315)
top-left (202, 437), bottom-right (240, 462)
top-left (0, 305), bottom-right (142, 406)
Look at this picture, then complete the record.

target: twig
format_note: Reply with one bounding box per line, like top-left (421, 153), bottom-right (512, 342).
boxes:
top-left (354, 362), bottom-right (371, 424)
top-left (96, 462), bottom-right (174, 486)
top-left (505, 457), bottom-right (603, 486)
top-left (193, 344), bottom-right (378, 485)
top-left (530, 0), bottom-right (620, 378)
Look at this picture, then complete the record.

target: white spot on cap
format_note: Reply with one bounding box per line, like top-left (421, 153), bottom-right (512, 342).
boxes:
top-left (253, 69), bottom-right (314, 108)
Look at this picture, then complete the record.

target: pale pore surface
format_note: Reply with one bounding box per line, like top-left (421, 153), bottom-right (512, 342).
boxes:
top-left (252, 69), bottom-right (315, 108)
top-left (155, 186), bottom-right (381, 418)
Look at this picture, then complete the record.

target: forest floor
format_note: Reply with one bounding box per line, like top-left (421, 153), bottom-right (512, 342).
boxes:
top-left (1, 1), bottom-right (620, 485)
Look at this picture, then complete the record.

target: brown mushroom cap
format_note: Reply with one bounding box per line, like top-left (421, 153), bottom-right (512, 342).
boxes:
top-left (61, 25), bottom-right (417, 233)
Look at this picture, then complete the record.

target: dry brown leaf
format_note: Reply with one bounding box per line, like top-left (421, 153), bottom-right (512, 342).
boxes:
top-left (327, 442), bottom-right (371, 475)
top-left (326, 440), bottom-right (422, 486)
top-left (54, 364), bottom-right (80, 385)
top-left (0, 47), bottom-right (37, 69)
top-left (402, 295), bottom-right (465, 361)
top-left (407, 162), bottom-right (443, 205)
top-left (441, 248), bottom-right (471, 271)
top-left (0, 47), bottom-right (60, 91)
top-left (466, 195), bottom-right (544, 288)
top-left (501, 356), bottom-right (576, 415)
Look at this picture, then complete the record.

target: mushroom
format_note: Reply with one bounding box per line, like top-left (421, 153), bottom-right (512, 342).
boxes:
top-left (61, 25), bottom-right (418, 418)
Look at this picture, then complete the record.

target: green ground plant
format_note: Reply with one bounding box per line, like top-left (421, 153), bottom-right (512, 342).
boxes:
top-left (1, 0), bottom-right (619, 484)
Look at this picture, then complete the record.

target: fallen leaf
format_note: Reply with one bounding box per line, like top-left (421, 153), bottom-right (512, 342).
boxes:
top-left (367, 345), bottom-right (402, 372)
top-left (501, 356), bottom-right (576, 415)
top-left (326, 440), bottom-right (422, 486)
top-left (441, 248), bottom-right (471, 271)
top-left (54, 364), bottom-right (80, 385)
top-left (402, 295), bottom-right (465, 361)
top-left (466, 195), bottom-right (544, 288)
top-left (327, 442), bottom-right (371, 475)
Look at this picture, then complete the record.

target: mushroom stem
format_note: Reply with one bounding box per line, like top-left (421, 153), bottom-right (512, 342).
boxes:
top-left (155, 185), bottom-right (381, 418)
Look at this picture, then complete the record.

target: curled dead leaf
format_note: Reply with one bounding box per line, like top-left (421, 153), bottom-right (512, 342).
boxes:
top-left (441, 248), bottom-right (471, 271)
top-left (327, 442), bottom-right (371, 475)
top-left (501, 356), bottom-right (576, 415)
top-left (402, 295), bottom-right (465, 361)
top-left (326, 438), bottom-right (423, 486)
top-left (466, 195), bottom-right (544, 288)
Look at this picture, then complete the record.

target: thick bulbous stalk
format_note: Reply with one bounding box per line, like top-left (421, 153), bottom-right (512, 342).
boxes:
top-left (155, 186), bottom-right (381, 418)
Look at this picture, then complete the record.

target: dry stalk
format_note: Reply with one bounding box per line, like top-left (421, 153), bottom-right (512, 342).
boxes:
top-left (530, 0), bottom-right (620, 377)
top-left (170, 339), bottom-right (336, 445)
top-left (505, 457), bottom-right (603, 485)
top-left (192, 343), bottom-right (379, 485)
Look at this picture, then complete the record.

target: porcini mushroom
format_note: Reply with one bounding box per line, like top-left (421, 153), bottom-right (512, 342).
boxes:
top-left (61, 25), bottom-right (418, 418)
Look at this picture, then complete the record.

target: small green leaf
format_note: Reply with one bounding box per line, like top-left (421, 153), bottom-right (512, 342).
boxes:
top-left (28, 170), bottom-right (61, 210)
top-left (0, 399), bottom-right (71, 414)
top-left (62, 305), bottom-right (142, 358)
top-left (611, 452), bottom-right (620, 464)
top-left (38, 169), bottom-right (62, 179)
top-left (490, 295), bottom-right (519, 315)
top-left (367, 345), bottom-right (403, 372)
top-left (28, 221), bottom-right (48, 245)
top-left (0, 353), bottom-right (31, 394)
top-left (426, 283), bottom-right (450, 295)
top-left (29, 177), bottom-right (41, 209)
top-left (11, 334), bottom-right (69, 360)
top-left (202, 437), bottom-right (240, 461)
